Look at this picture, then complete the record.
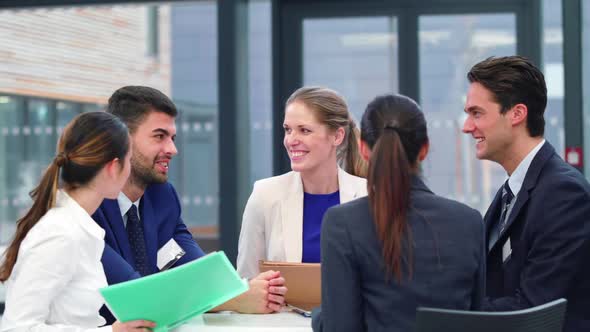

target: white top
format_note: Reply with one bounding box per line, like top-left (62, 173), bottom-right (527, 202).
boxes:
top-left (1, 190), bottom-right (112, 332)
top-left (116, 192), bottom-right (141, 227)
top-left (237, 168), bottom-right (367, 279)
top-left (508, 139), bottom-right (546, 197)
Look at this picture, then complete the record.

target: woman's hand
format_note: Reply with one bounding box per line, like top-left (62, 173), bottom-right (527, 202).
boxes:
top-left (113, 320), bottom-right (156, 332)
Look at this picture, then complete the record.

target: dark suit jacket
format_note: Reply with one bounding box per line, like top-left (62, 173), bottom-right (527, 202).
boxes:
top-left (483, 142), bottom-right (590, 331)
top-left (312, 177), bottom-right (485, 332)
top-left (92, 182), bottom-right (205, 323)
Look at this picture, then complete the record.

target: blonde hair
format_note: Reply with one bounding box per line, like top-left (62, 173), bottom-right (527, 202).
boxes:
top-left (286, 86), bottom-right (366, 177)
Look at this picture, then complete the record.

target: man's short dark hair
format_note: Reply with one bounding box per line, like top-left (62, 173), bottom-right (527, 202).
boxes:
top-left (467, 56), bottom-right (547, 137)
top-left (107, 86), bottom-right (178, 133)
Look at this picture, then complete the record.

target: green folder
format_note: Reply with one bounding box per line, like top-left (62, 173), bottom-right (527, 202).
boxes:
top-left (99, 251), bottom-right (248, 332)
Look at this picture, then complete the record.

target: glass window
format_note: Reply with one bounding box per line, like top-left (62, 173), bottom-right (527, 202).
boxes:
top-left (302, 17), bottom-right (399, 123)
top-left (0, 95), bottom-right (23, 244)
top-left (248, 0), bottom-right (273, 183)
top-left (0, 2), bottom-right (220, 249)
top-left (169, 1), bottom-right (219, 249)
top-left (583, 0), bottom-right (590, 175)
top-left (0, 96), bottom-right (96, 243)
top-left (56, 101), bottom-right (82, 132)
top-left (419, 13), bottom-right (516, 213)
top-left (26, 99), bottom-right (55, 179)
top-left (542, 0), bottom-right (565, 158)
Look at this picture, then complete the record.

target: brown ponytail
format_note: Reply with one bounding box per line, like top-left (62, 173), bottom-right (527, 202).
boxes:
top-left (361, 94), bottom-right (428, 282)
top-left (344, 121), bottom-right (367, 178)
top-left (0, 112), bottom-right (129, 282)
top-left (0, 160), bottom-right (62, 282)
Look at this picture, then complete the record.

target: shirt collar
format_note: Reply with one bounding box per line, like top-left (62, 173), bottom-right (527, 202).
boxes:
top-left (56, 189), bottom-right (105, 240)
top-left (508, 139), bottom-right (546, 197)
top-left (117, 191), bottom-right (141, 220)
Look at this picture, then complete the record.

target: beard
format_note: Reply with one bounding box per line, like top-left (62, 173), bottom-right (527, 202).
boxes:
top-left (129, 150), bottom-right (168, 189)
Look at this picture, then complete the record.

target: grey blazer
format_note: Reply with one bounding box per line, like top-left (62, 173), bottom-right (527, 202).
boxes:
top-left (312, 177), bottom-right (485, 332)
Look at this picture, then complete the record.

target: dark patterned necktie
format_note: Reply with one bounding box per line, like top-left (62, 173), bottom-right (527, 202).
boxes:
top-left (498, 181), bottom-right (515, 234)
top-left (126, 205), bottom-right (150, 276)
top-left (488, 180), bottom-right (515, 252)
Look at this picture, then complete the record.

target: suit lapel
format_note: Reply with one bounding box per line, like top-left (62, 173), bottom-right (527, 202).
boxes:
top-left (139, 194), bottom-right (158, 272)
top-left (102, 199), bottom-right (135, 264)
top-left (484, 188), bottom-right (503, 250)
top-left (281, 172), bottom-right (304, 262)
top-left (488, 142), bottom-right (555, 253)
top-left (338, 168), bottom-right (360, 203)
top-left (494, 186), bottom-right (530, 248)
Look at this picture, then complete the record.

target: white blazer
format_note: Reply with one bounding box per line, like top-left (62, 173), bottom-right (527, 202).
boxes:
top-left (1, 190), bottom-right (111, 332)
top-left (237, 168), bottom-right (367, 279)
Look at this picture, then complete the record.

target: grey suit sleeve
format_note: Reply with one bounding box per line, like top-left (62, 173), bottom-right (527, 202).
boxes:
top-left (311, 307), bottom-right (323, 331)
top-left (312, 207), bottom-right (364, 332)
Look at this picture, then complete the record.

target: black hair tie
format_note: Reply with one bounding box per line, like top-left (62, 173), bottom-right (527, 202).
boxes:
top-left (54, 152), bottom-right (68, 167)
top-left (383, 125), bottom-right (400, 133)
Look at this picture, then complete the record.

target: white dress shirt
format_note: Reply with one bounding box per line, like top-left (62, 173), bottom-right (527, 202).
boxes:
top-left (508, 139), bottom-right (546, 197)
top-left (1, 190), bottom-right (112, 332)
top-left (116, 192), bottom-right (141, 228)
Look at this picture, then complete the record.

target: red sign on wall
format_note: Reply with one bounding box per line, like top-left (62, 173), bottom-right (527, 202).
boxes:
top-left (565, 146), bottom-right (583, 168)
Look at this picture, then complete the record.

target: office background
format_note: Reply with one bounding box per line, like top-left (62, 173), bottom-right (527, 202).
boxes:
top-left (0, 0), bottom-right (588, 307)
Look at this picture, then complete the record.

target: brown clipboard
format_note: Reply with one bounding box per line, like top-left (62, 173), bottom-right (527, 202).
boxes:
top-left (259, 260), bottom-right (321, 311)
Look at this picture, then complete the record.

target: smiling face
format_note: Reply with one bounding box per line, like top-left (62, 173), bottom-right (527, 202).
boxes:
top-left (283, 101), bottom-right (342, 175)
top-left (129, 110), bottom-right (177, 187)
top-left (462, 82), bottom-right (514, 163)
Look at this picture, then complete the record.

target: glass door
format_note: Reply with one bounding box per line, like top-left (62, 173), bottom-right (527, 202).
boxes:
top-left (275, 0), bottom-right (541, 213)
top-left (302, 16), bottom-right (399, 122)
top-left (419, 13), bottom-right (516, 211)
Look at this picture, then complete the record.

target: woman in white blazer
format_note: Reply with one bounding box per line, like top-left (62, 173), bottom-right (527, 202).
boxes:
top-left (238, 87), bottom-right (367, 279)
top-left (0, 112), bottom-right (153, 332)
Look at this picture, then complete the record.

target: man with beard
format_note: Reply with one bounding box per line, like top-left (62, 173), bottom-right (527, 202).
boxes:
top-left (93, 86), bottom-right (286, 323)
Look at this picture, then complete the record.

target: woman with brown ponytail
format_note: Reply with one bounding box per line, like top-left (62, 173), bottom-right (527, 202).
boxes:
top-left (237, 86), bottom-right (367, 279)
top-left (0, 112), bottom-right (154, 332)
top-left (312, 94), bottom-right (485, 332)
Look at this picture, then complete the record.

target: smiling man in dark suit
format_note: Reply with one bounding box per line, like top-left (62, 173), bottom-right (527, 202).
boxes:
top-left (462, 56), bottom-right (590, 331)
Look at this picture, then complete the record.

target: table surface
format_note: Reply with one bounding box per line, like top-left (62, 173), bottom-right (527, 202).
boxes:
top-left (175, 311), bottom-right (313, 332)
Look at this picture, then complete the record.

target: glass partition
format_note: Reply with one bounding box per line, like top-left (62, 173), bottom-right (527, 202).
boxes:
top-left (583, 0), bottom-right (590, 175)
top-left (0, 2), bottom-right (220, 247)
top-left (419, 13), bottom-right (516, 212)
top-left (302, 16), bottom-right (399, 122)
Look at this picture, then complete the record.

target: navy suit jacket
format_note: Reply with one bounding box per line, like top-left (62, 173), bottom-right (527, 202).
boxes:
top-left (92, 182), bottom-right (205, 323)
top-left (483, 142), bottom-right (590, 331)
top-left (312, 177), bottom-right (485, 332)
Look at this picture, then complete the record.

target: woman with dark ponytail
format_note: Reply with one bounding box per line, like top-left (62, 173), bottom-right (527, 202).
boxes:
top-left (237, 86), bottom-right (367, 279)
top-left (0, 112), bottom-right (154, 332)
top-left (312, 94), bottom-right (485, 332)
